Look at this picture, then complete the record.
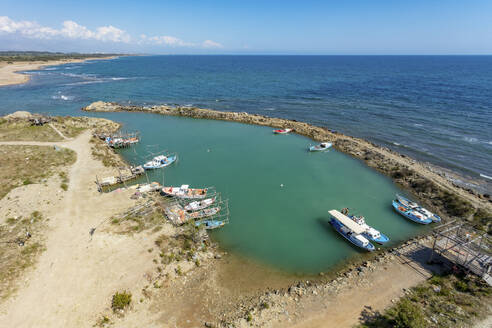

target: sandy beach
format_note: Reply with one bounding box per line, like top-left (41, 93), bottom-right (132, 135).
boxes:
top-left (0, 57), bottom-right (117, 87)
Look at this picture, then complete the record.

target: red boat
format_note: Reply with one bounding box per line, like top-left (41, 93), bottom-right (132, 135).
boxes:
top-left (273, 128), bottom-right (293, 134)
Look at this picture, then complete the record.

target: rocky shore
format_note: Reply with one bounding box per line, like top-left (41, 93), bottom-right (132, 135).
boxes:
top-left (83, 101), bottom-right (491, 231)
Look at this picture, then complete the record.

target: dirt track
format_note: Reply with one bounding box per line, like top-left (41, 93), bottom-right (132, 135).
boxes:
top-left (0, 131), bottom-right (155, 327)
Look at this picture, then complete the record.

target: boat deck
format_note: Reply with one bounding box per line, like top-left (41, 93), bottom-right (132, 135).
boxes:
top-left (328, 210), bottom-right (366, 234)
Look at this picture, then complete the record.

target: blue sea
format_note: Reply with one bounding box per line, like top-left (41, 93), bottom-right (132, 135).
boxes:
top-left (0, 55), bottom-right (491, 191)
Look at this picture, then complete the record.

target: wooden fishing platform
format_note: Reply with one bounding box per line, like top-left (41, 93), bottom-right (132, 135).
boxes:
top-left (161, 192), bottom-right (230, 227)
top-left (93, 130), bottom-right (140, 148)
top-left (95, 165), bottom-right (145, 192)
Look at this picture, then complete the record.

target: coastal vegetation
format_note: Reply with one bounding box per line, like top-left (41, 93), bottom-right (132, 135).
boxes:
top-left (0, 211), bottom-right (46, 300)
top-left (0, 145), bottom-right (76, 199)
top-left (0, 51), bottom-right (123, 62)
top-left (358, 272), bottom-right (492, 328)
top-left (0, 114), bottom-right (107, 141)
top-left (111, 290), bottom-right (132, 312)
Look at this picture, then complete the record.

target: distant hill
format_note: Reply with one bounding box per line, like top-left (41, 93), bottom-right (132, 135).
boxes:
top-left (0, 51), bottom-right (126, 62)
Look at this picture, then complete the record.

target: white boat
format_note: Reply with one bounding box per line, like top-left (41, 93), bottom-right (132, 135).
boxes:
top-left (161, 185), bottom-right (208, 199)
top-left (188, 206), bottom-right (220, 219)
top-left (143, 154), bottom-right (177, 170)
top-left (184, 197), bottom-right (216, 211)
top-left (342, 209), bottom-right (389, 244)
top-left (328, 210), bottom-right (375, 251)
top-left (309, 142), bottom-right (332, 152)
top-left (395, 195), bottom-right (441, 222)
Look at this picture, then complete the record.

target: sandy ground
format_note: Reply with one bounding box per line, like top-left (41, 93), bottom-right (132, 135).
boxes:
top-left (0, 57), bottom-right (117, 87)
top-left (0, 130), bottom-right (156, 327)
top-left (286, 260), bottom-right (431, 328)
top-left (0, 123), bottom-right (484, 328)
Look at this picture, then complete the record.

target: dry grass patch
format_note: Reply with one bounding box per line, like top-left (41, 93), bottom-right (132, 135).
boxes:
top-left (0, 145), bottom-right (76, 199)
top-left (0, 115), bottom-right (120, 141)
top-left (0, 211), bottom-right (47, 300)
top-left (0, 118), bottom-right (62, 141)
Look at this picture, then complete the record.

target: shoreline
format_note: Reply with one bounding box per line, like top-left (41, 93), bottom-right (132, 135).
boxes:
top-left (83, 101), bottom-right (492, 228)
top-left (1, 112), bottom-right (489, 327)
top-left (0, 56), bottom-right (119, 87)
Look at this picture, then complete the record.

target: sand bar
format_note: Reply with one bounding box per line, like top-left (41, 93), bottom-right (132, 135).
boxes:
top-left (0, 56), bottom-right (117, 87)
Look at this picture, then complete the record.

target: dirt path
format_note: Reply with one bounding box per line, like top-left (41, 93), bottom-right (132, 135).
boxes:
top-left (48, 123), bottom-right (71, 140)
top-left (0, 131), bottom-right (156, 327)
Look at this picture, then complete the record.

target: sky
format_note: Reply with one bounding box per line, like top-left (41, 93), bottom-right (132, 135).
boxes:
top-left (1, 0), bottom-right (491, 54)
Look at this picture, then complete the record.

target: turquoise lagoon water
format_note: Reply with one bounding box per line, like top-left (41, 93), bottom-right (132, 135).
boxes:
top-left (108, 112), bottom-right (424, 274)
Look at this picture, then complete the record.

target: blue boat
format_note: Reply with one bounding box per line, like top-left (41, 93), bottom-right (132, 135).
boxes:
top-left (195, 220), bottom-right (226, 230)
top-left (328, 210), bottom-right (375, 251)
top-left (396, 194), bottom-right (441, 222)
top-left (392, 200), bottom-right (433, 224)
top-left (143, 154), bottom-right (177, 170)
top-left (309, 142), bottom-right (332, 152)
top-left (347, 214), bottom-right (390, 244)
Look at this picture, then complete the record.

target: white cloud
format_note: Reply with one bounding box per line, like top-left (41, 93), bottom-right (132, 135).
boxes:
top-left (0, 16), bottom-right (130, 43)
top-left (0, 16), bottom-right (221, 49)
top-left (202, 40), bottom-right (223, 48)
top-left (144, 35), bottom-right (193, 47)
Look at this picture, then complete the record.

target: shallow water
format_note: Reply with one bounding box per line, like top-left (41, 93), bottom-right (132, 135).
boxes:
top-left (109, 112), bottom-right (425, 274)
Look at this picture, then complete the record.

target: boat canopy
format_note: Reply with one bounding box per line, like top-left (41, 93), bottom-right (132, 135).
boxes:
top-left (329, 210), bottom-right (366, 234)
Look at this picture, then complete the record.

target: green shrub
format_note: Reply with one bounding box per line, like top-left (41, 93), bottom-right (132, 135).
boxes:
top-left (111, 291), bottom-right (132, 312)
top-left (388, 299), bottom-right (427, 328)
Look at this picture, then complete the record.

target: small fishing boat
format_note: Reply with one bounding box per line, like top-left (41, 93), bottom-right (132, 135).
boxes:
top-left (188, 206), bottom-right (220, 219)
top-left (309, 142), bottom-right (332, 152)
top-left (344, 210), bottom-right (389, 244)
top-left (328, 210), bottom-right (375, 251)
top-left (143, 154), bottom-right (177, 170)
top-left (161, 185), bottom-right (208, 199)
top-left (195, 219), bottom-right (226, 230)
top-left (392, 198), bottom-right (433, 224)
top-left (184, 197), bottom-right (216, 211)
top-left (396, 195), bottom-right (441, 222)
top-left (273, 128), bottom-right (293, 134)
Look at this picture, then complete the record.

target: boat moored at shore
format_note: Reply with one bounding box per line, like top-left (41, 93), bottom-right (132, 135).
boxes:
top-left (328, 210), bottom-right (375, 251)
top-left (184, 197), bottom-right (216, 211)
top-left (396, 194), bottom-right (441, 222)
top-left (143, 153), bottom-right (177, 170)
top-left (392, 198), bottom-right (433, 224)
top-left (195, 219), bottom-right (226, 230)
top-left (340, 208), bottom-right (389, 244)
top-left (161, 185), bottom-right (209, 199)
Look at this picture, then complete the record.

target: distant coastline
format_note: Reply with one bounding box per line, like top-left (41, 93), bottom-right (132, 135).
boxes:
top-left (0, 56), bottom-right (120, 87)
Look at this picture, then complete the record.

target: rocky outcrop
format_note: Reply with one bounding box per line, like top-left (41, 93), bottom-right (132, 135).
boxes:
top-left (83, 101), bottom-right (492, 227)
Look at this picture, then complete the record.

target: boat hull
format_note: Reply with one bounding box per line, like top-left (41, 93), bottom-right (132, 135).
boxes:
top-left (143, 155), bottom-right (177, 170)
top-left (365, 233), bottom-right (390, 244)
top-left (309, 143), bottom-right (332, 152)
top-left (195, 220), bottom-right (225, 230)
top-left (329, 219), bottom-right (375, 251)
top-left (392, 200), bottom-right (432, 224)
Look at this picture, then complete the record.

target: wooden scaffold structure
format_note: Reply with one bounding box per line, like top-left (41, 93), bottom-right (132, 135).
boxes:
top-left (161, 190), bottom-right (230, 228)
top-left (95, 165), bottom-right (146, 192)
top-left (429, 220), bottom-right (492, 286)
